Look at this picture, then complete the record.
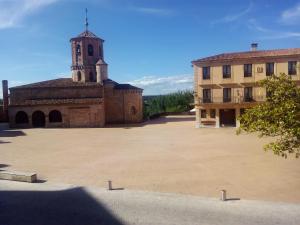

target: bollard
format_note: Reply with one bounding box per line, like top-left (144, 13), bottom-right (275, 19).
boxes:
top-left (221, 190), bottom-right (226, 201)
top-left (108, 180), bottom-right (112, 190)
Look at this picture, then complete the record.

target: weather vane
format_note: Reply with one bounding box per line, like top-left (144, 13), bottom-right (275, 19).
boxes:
top-left (85, 8), bottom-right (89, 31)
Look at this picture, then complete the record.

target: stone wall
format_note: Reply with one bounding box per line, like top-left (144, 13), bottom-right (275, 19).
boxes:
top-left (9, 102), bottom-right (105, 128)
top-left (104, 85), bottom-right (143, 124)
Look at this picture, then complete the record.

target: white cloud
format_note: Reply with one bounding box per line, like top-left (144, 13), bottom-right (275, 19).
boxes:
top-left (56, 72), bottom-right (70, 78)
top-left (130, 7), bottom-right (174, 16)
top-left (248, 19), bottom-right (300, 40)
top-left (127, 74), bottom-right (193, 95)
top-left (0, 0), bottom-right (59, 29)
top-left (211, 2), bottom-right (253, 25)
top-left (281, 3), bottom-right (300, 25)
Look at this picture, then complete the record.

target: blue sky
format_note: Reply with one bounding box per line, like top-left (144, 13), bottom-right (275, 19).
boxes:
top-left (0, 0), bottom-right (300, 95)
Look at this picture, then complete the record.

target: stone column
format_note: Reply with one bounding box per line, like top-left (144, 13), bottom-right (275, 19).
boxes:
top-left (235, 108), bottom-right (240, 128)
top-left (215, 108), bottom-right (220, 128)
top-left (195, 108), bottom-right (201, 128)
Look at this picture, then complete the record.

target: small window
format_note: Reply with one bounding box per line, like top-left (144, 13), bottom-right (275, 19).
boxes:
top-left (76, 44), bottom-right (81, 55)
top-left (77, 71), bottom-right (82, 81)
top-left (88, 44), bottom-right (94, 56)
top-left (244, 87), bottom-right (253, 102)
top-left (202, 89), bottom-right (211, 103)
top-left (266, 62), bottom-right (274, 76)
top-left (244, 64), bottom-right (252, 77)
top-left (223, 88), bottom-right (231, 102)
top-left (288, 61), bottom-right (297, 75)
top-left (210, 109), bottom-right (216, 118)
top-left (223, 65), bottom-right (231, 78)
top-left (202, 67), bottom-right (210, 80)
top-left (201, 110), bottom-right (207, 118)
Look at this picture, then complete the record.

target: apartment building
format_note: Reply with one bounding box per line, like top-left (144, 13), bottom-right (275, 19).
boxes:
top-left (192, 44), bottom-right (300, 128)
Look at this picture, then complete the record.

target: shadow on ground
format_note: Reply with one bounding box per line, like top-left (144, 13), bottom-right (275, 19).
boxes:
top-left (0, 164), bottom-right (10, 168)
top-left (0, 130), bottom-right (26, 138)
top-left (0, 130), bottom-right (26, 144)
top-left (0, 187), bottom-right (124, 225)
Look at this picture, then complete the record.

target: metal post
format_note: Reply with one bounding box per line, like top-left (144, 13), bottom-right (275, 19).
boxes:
top-left (108, 180), bottom-right (112, 190)
top-left (221, 190), bottom-right (226, 201)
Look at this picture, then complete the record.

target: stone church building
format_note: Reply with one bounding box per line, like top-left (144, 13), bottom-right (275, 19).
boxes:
top-left (4, 26), bottom-right (143, 128)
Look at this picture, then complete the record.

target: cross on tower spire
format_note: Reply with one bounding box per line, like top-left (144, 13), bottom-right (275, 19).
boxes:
top-left (85, 8), bottom-right (89, 31)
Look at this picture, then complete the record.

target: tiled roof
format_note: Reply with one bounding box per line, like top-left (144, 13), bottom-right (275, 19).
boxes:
top-left (192, 48), bottom-right (300, 64)
top-left (103, 79), bottom-right (142, 90)
top-left (115, 84), bottom-right (143, 90)
top-left (71, 30), bottom-right (104, 41)
top-left (10, 78), bottom-right (102, 89)
top-left (10, 78), bottom-right (142, 91)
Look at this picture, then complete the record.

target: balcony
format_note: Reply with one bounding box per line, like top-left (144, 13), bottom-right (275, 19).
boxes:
top-left (223, 97), bottom-right (231, 103)
top-left (198, 95), bottom-right (266, 104)
top-left (202, 98), bottom-right (212, 103)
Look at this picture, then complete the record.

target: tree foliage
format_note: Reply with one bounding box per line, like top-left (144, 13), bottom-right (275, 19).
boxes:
top-left (237, 74), bottom-right (300, 158)
top-left (143, 90), bottom-right (194, 119)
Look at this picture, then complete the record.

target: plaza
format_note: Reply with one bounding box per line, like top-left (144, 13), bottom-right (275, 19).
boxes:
top-left (1, 115), bottom-right (299, 203)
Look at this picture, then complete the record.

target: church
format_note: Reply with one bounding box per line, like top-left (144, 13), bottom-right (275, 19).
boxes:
top-left (3, 18), bottom-right (143, 128)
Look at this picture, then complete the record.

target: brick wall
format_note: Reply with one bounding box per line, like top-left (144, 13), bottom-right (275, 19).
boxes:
top-left (10, 86), bottom-right (103, 105)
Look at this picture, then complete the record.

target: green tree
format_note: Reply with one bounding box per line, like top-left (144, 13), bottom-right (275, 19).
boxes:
top-left (143, 90), bottom-right (194, 119)
top-left (237, 74), bottom-right (300, 158)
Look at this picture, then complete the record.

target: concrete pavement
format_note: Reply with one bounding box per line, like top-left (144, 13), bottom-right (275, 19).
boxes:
top-left (0, 180), bottom-right (299, 225)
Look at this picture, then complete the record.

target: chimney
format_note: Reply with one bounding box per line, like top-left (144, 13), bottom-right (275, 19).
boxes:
top-left (251, 43), bottom-right (258, 51)
top-left (2, 80), bottom-right (8, 121)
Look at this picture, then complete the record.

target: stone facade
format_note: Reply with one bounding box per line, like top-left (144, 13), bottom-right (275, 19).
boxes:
top-left (5, 28), bottom-right (143, 128)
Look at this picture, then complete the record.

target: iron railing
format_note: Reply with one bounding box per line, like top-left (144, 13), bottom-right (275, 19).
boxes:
top-left (197, 95), bottom-right (266, 104)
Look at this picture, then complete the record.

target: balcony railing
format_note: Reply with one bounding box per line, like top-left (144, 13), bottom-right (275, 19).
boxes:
top-left (197, 95), bottom-right (266, 104)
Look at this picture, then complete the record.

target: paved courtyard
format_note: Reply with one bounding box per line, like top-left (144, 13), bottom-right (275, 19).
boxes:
top-left (0, 115), bottom-right (299, 203)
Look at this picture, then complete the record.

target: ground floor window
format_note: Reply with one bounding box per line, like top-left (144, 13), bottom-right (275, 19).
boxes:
top-left (15, 111), bottom-right (29, 124)
top-left (210, 109), bottom-right (216, 118)
top-left (201, 110), bottom-right (207, 118)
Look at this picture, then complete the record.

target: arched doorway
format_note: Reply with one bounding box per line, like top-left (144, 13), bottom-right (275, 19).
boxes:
top-left (32, 111), bottom-right (46, 127)
top-left (15, 111), bottom-right (29, 124)
top-left (49, 110), bottom-right (62, 123)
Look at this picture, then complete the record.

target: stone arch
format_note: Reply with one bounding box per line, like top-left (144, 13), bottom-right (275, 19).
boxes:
top-left (88, 44), bottom-right (94, 56)
top-left (15, 111), bottom-right (29, 124)
top-left (77, 71), bottom-right (82, 81)
top-left (76, 44), bottom-right (81, 55)
top-left (49, 110), bottom-right (62, 123)
top-left (32, 110), bottom-right (46, 128)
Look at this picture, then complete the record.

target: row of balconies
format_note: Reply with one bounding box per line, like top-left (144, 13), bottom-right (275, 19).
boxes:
top-left (196, 95), bottom-right (266, 104)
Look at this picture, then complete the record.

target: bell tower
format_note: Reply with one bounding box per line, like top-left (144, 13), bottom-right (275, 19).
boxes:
top-left (70, 9), bottom-right (108, 83)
